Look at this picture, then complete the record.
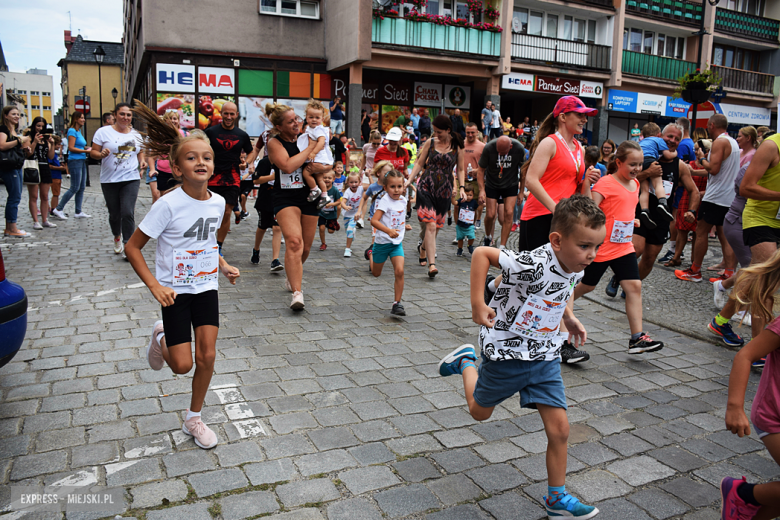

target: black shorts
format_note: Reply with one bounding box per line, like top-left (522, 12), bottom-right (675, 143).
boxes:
top-left (211, 185), bottom-right (240, 208)
top-left (743, 225), bottom-right (780, 248)
top-left (485, 184), bottom-right (519, 203)
top-left (257, 210), bottom-right (278, 230)
top-left (581, 252), bottom-right (640, 287)
top-left (240, 180), bottom-right (254, 197)
top-left (157, 171), bottom-right (177, 192)
top-left (274, 200), bottom-right (320, 217)
top-left (634, 197), bottom-right (670, 246)
top-left (519, 213), bottom-right (553, 251)
top-left (318, 216), bottom-right (340, 231)
top-left (698, 200), bottom-right (729, 227)
top-left (160, 290), bottom-right (220, 346)
top-left (37, 164), bottom-right (52, 184)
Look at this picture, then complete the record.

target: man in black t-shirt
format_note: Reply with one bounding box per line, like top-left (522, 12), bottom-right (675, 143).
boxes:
top-left (477, 135), bottom-right (525, 249)
top-left (205, 102), bottom-right (253, 251)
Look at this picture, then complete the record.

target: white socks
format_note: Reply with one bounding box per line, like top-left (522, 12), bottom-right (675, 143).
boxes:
top-left (186, 410), bottom-right (201, 421)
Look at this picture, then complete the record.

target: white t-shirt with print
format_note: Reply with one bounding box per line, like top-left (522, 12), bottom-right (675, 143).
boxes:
top-left (297, 124), bottom-right (333, 165)
top-left (481, 244), bottom-right (583, 362)
top-left (139, 188), bottom-right (225, 294)
top-left (374, 195), bottom-right (407, 245)
top-left (92, 126), bottom-right (144, 183)
top-left (491, 109), bottom-right (502, 129)
top-left (342, 186), bottom-right (364, 218)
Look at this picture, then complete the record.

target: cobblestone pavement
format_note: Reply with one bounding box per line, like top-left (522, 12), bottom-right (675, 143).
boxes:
top-left (0, 174), bottom-right (775, 520)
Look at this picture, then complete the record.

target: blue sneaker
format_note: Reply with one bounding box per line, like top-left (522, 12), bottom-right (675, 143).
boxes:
top-left (545, 492), bottom-right (599, 519)
top-left (753, 357), bottom-right (766, 369)
top-left (605, 275), bottom-right (619, 298)
top-left (708, 319), bottom-right (744, 347)
top-left (438, 345), bottom-right (477, 377)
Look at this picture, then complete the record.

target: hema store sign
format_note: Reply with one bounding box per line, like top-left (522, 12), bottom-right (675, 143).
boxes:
top-left (501, 73), bottom-right (602, 99)
top-left (157, 64), bottom-right (235, 94)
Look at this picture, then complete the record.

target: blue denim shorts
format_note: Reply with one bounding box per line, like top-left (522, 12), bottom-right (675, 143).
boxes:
top-left (372, 242), bottom-right (404, 264)
top-left (473, 354), bottom-right (566, 410)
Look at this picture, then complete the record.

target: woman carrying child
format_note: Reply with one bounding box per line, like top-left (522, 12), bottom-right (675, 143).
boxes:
top-left (298, 99), bottom-right (333, 209)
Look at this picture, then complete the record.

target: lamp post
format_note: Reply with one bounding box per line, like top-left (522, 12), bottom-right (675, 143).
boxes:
top-left (111, 88), bottom-right (118, 109)
top-left (93, 46), bottom-right (105, 122)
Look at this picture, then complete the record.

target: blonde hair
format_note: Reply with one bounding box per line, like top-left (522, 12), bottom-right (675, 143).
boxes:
top-left (162, 110), bottom-right (180, 125)
top-left (305, 99), bottom-right (326, 118)
top-left (733, 249), bottom-right (780, 326)
top-left (132, 99), bottom-right (211, 180)
top-left (739, 126), bottom-right (758, 148)
top-left (370, 160), bottom-right (393, 183)
top-left (369, 130), bottom-right (382, 142)
top-left (266, 102), bottom-right (294, 136)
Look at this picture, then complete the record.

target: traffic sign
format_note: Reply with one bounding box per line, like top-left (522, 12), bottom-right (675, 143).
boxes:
top-left (74, 96), bottom-right (91, 115)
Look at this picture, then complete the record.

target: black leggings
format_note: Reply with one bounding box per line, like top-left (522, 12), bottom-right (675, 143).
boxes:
top-left (519, 213), bottom-right (554, 252)
top-left (101, 179), bottom-right (140, 243)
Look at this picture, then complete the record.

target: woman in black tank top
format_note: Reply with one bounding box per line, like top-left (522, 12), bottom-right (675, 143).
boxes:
top-left (266, 104), bottom-right (318, 311)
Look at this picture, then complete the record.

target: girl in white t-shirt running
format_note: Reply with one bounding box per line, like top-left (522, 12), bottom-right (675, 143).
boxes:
top-left (339, 171), bottom-right (364, 257)
top-left (125, 101), bottom-right (240, 450)
top-left (369, 168), bottom-right (407, 317)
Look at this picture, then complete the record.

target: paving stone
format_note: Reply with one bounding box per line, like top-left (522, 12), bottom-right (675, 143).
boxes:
top-left (632, 426), bottom-right (684, 447)
top-left (425, 504), bottom-right (492, 520)
top-left (261, 434), bottom-right (316, 460)
top-left (348, 442), bottom-right (395, 466)
top-left (680, 439), bottom-right (736, 462)
top-left (582, 400), bottom-right (626, 417)
top-left (71, 442), bottom-right (119, 467)
top-left (600, 433), bottom-right (653, 457)
top-left (245, 458), bottom-right (299, 485)
top-left (568, 442), bottom-right (619, 466)
top-left (188, 467), bottom-right (248, 497)
top-left (146, 502), bottom-right (212, 520)
top-left (648, 446), bottom-right (708, 472)
top-left (40, 393), bottom-right (86, 413)
top-left (613, 395), bottom-right (655, 409)
top-left (628, 488), bottom-right (690, 520)
top-left (135, 413), bottom-right (180, 436)
top-left (512, 453), bottom-right (586, 481)
top-left (123, 434), bottom-right (173, 459)
top-left (390, 414), bottom-right (442, 435)
top-left (706, 430), bottom-right (764, 454)
top-left (431, 447), bottom-right (486, 474)
top-left (660, 477), bottom-right (720, 508)
top-left (265, 508), bottom-right (325, 520)
top-left (10, 451), bottom-right (68, 480)
top-left (479, 491), bottom-right (546, 520)
top-left (295, 449), bottom-right (358, 477)
top-left (0, 435), bottom-right (30, 459)
top-left (374, 483), bottom-right (441, 518)
top-left (511, 431), bottom-right (548, 454)
top-left (327, 498), bottom-right (383, 520)
top-left (394, 457), bottom-right (442, 482)
top-left (694, 462), bottom-right (758, 487)
top-left (467, 463), bottom-right (527, 493)
top-left (312, 406), bottom-right (361, 427)
top-left (473, 440), bottom-right (526, 463)
top-left (214, 440), bottom-right (265, 466)
top-left (511, 414), bottom-right (545, 433)
top-left (22, 411), bottom-right (70, 434)
top-left (606, 456), bottom-right (675, 486)
top-left (623, 411), bottom-right (663, 428)
top-left (425, 473), bottom-right (482, 505)
top-left (681, 509), bottom-right (720, 520)
top-left (433, 428), bottom-right (484, 448)
top-left (586, 415), bottom-right (634, 436)
top-left (276, 478), bottom-right (340, 507)
top-left (131, 479), bottom-right (189, 508)
top-left (220, 490), bottom-right (280, 520)
top-left (105, 458), bottom-right (163, 486)
top-left (385, 434), bottom-right (443, 456)
top-left (339, 466), bottom-right (401, 495)
top-left (733, 453), bottom-right (780, 479)
top-left (567, 469), bottom-right (633, 502)
top-left (593, 498), bottom-right (653, 520)
top-left (308, 427), bottom-right (360, 451)
top-left (163, 450), bottom-right (217, 477)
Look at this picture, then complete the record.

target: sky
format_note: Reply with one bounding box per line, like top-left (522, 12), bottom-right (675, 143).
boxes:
top-left (1, 0), bottom-right (124, 112)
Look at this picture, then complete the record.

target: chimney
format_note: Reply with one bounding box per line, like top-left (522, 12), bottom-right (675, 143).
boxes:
top-left (64, 30), bottom-right (74, 54)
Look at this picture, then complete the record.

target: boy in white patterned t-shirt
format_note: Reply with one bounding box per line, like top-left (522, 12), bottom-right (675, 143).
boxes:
top-left (439, 195), bottom-right (606, 520)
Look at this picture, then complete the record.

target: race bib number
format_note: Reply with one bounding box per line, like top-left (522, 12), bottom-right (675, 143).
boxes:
top-left (280, 168), bottom-right (304, 189)
top-left (459, 208), bottom-right (475, 225)
top-left (662, 180), bottom-right (673, 197)
top-left (509, 293), bottom-right (568, 340)
top-left (387, 209), bottom-right (405, 230)
top-left (610, 220), bottom-right (634, 244)
top-left (172, 246), bottom-right (219, 286)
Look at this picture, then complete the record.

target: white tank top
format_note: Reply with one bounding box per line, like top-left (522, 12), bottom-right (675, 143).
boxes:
top-left (703, 133), bottom-right (740, 208)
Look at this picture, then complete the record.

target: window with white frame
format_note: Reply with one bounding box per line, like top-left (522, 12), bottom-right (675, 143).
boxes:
top-left (722, 0), bottom-right (765, 15)
top-left (43, 92), bottom-right (51, 96)
top-left (512, 8), bottom-right (596, 42)
top-left (426, 1), bottom-right (481, 22)
top-left (624, 28), bottom-right (685, 59)
top-left (260, 0), bottom-right (319, 19)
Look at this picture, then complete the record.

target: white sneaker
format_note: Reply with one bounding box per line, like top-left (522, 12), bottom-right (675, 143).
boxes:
top-left (713, 280), bottom-right (729, 309)
top-left (290, 291), bottom-right (305, 310)
top-left (113, 238), bottom-right (124, 255)
top-left (284, 279), bottom-right (293, 292)
top-left (732, 310), bottom-right (752, 326)
top-left (32, 222), bottom-right (43, 230)
top-left (51, 208), bottom-right (68, 220)
top-left (356, 218), bottom-right (364, 229)
top-left (451, 238), bottom-right (458, 245)
top-left (344, 248), bottom-right (352, 257)
top-left (42, 221), bottom-right (57, 228)
top-left (74, 212), bottom-right (91, 218)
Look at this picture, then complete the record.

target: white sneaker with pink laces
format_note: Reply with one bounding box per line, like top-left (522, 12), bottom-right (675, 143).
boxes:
top-left (146, 321), bottom-right (165, 370)
top-left (182, 412), bottom-right (218, 449)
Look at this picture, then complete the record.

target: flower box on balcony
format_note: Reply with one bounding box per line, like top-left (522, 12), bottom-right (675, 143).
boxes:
top-left (372, 15), bottom-right (500, 56)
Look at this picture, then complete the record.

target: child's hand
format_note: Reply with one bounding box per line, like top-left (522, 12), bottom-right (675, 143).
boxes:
top-left (221, 264), bottom-right (240, 285)
top-left (388, 229), bottom-right (399, 238)
top-left (725, 405), bottom-right (751, 437)
top-left (563, 315), bottom-right (587, 348)
top-left (585, 166), bottom-right (600, 185)
top-left (151, 285), bottom-right (177, 307)
top-left (472, 303), bottom-right (496, 328)
top-left (308, 153), bottom-right (316, 161)
top-left (634, 218), bottom-right (641, 228)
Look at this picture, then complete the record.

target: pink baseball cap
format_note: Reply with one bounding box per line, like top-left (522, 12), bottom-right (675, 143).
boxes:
top-left (553, 96), bottom-right (598, 118)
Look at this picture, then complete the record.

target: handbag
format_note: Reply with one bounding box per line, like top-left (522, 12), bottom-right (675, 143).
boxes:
top-left (23, 159), bottom-right (40, 185)
top-left (0, 139), bottom-right (25, 171)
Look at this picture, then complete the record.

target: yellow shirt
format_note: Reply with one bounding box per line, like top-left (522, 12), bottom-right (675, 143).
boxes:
top-left (742, 134), bottom-right (780, 230)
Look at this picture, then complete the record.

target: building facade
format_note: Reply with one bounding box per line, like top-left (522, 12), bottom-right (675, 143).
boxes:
top-left (0, 69), bottom-right (55, 131)
top-left (59, 32), bottom-right (124, 144)
top-left (122, 0), bottom-right (779, 145)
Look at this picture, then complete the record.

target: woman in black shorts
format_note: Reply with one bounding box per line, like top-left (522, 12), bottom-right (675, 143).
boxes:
top-left (265, 103), bottom-right (318, 310)
top-left (24, 117), bottom-right (57, 230)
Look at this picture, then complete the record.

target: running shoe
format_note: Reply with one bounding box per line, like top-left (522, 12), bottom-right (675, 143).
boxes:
top-left (628, 333), bottom-right (664, 354)
top-left (545, 492), bottom-right (599, 519)
top-left (483, 235), bottom-right (492, 247)
top-left (290, 291), bottom-right (305, 310)
top-left (307, 187), bottom-right (322, 202)
top-left (240, 211), bottom-right (249, 220)
top-left (317, 194), bottom-right (332, 210)
top-left (319, 243), bottom-right (327, 251)
top-left (658, 249), bottom-right (675, 264)
top-left (484, 274), bottom-right (496, 306)
top-left (657, 203), bottom-right (674, 222)
top-left (639, 210), bottom-right (657, 230)
top-left (364, 245), bottom-right (373, 261)
top-left (74, 212), bottom-right (91, 218)
top-left (122, 250), bottom-right (128, 261)
top-left (713, 280), bottom-right (730, 309)
top-left (720, 476), bottom-right (760, 520)
top-left (32, 222), bottom-right (43, 230)
top-left (709, 273), bottom-right (729, 283)
top-left (732, 311), bottom-right (751, 326)
top-left (605, 275), bottom-right (620, 298)
top-left (475, 219), bottom-right (481, 230)
top-left (452, 238), bottom-right (458, 245)
top-left (511, 223), bottom-right (520, 232)
top-left (251, 249), bottom-right (260, 265)
top-left (182, 412), bottom-right (218, 449)
top-left (468, 245), bottom-right (474, 254)
top-left (356, 218), bottom-right (364, 229)
top-left (457, 248), bottom-right (463, 257)
top-left (391, 302), bottom-right (406, 316)
top-left (113, 237), bottom-right (123, 255)
top-left (708, 319), bottom-right (744, 347)
top-left (270, 259), bottom-right (284, 272)
top-left (675, 268), bottom-right (702, 282)
top-left (42, 221), bottom-right (56, 228)
top-left (235, 213), bottom-right (241, 225)
top-left (753, 357), bottom-right (766, 369)
top-left (146, 320), bottom-right (165, 371)
top-left (560, 341), bottom-right (590, 363)
top-left (344, 248), bottom-right (352, 257)
top-left (438, 344), bottom-right (477, 376)
top-left (447, 216), bottom-right (452, 226)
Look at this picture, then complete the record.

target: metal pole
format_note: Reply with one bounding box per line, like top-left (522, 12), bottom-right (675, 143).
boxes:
top-left (98, 63), bottom-right (103, 119)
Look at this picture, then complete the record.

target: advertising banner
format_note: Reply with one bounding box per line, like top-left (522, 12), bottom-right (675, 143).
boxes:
top-left (444, 85), bottom-right (471, 109)
top-left (198, 67), bottom-right (235, 94)
top-left (502, 73), bottom-right (534, 91)
top-left (607, 90), bottom-right (638, 113)
top-left (156, 64), bottom-right (196, 93)
top-left (413, 82), bottom-right (443, 106)
top-left (718, 103), bottom-right (771, 126)
top-left (579, 81), bottom-right (604, 99)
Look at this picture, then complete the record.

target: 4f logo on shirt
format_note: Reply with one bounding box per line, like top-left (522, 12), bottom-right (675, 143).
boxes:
top-left (183, 217), bottom-right (219, 241)
top-left (217, 137), bottom-right (240, 151)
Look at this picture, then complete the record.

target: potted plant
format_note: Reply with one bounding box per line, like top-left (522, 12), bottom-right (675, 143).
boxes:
top-left (466, 0), bottom-right (483, 17)
top-left (674, 67), bottom-right (722, 104)
top-left (484, 5), bottom-right (500, 21)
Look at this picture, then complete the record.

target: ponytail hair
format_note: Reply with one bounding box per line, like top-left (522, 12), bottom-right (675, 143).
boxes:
top-left (521, 111), bottom-right (557, 178)
top-left (606, 140), bottom-right (642, 176)
top-left (432, 114), bottom-right (463, 150)
top-left (733, 248), bottom-right (780, 326)
top-left (266, 102), bottom-right (294, 137)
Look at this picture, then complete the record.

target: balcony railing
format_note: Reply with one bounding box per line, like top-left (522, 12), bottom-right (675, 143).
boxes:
top-left (712, 65), bottom-right (774, 95)
top-left (511, 33), bottom-right (611, 70)
top-left (626, 0), bottom-right (702, 26)
top-left (715, 8), bottom-right (780, 43)
top-left (371, 16), bottom-right (500, 57)
top-left (569, 0), bottom-right (615, 8)
top-left (622, 50), bottom-right (697, 81)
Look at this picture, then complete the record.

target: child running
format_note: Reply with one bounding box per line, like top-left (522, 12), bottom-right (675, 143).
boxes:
top-left (318, 171), bottom-right (342, 251)
top-left (438, 195), bottom-right (605, 520)
top-left (333, 161), bottom-right (346, 194)
top-left (340, 171), bottom-right (364, 257)
top-left (297, 99), bottom-right (333, 209)
top-left (236, 151), bottom-right (252, 224)
top-left (357, 160), bottom-right (393, 261)
top-left (125, 101), bottom-right (240, 449)
top-left (455, 184), bottom-right (478, 257)
top-left (638, 122), bottom-right (676, 228)
top-left (721, 249), bottom-right (780, 519)
top-left (572, 141), bottom-right (664, 356)
top-left (368, 168), bottom-right (407, 316)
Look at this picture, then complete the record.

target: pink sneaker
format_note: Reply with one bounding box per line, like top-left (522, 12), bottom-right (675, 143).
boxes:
top-left (290, 291), bottom-right (305, 311)
top-left (146, 320), bottom-right (165, 371)
top-left (720, 476), bottom-right (760, 520)
top-left (182, 412), bottom-right (218, 449)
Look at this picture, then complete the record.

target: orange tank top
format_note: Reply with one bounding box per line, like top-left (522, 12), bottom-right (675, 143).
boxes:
top-left (521, 134), bottom-right (583, 221)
